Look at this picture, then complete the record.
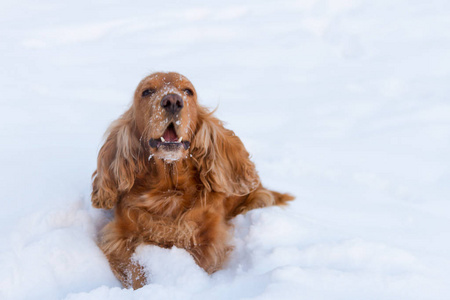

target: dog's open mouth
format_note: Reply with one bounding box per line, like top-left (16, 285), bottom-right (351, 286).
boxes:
top-left (149, 123), bottom-right (190, 150)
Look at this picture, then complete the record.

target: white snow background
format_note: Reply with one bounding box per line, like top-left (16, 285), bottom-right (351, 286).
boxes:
top-left (1, 0), bottom-right (449, 299)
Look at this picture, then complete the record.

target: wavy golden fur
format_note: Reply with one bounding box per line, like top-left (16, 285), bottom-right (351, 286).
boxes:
top-left (92, 72), bottom-right (294, 289)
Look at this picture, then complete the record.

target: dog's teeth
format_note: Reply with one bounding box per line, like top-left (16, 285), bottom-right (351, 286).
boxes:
top-left (161, 137), bottom-right (166, 142)
top-left (178, 137), bottom-right (183, 142)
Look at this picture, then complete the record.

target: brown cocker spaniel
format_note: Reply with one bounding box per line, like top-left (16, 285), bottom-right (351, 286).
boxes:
top-left (91, 72), bottom-right (294, 289)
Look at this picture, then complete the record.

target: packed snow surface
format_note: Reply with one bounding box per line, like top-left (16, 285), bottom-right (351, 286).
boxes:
top-left (1, 0), bottom-right (449, 299)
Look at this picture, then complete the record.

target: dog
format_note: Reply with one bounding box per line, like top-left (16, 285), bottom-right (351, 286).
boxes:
top-left (91, 72), bottom-right (294, 289)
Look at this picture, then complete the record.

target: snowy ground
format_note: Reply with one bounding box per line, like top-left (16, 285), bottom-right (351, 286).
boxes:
top-left (1, 0), bottom-right (449, 299)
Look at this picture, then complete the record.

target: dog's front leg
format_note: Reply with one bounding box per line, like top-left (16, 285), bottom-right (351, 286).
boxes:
top-left (182, 208), bottom-right (232, 274)
top-left (99, 221), bottom-right (147, 289)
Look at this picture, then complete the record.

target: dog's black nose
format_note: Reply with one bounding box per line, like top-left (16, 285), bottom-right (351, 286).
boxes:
top-left (161, 94), bottom-right (183, 114)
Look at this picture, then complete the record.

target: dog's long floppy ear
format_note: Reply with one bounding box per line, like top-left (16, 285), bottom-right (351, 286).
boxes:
top-left (191, 106), bottom-right (260, 196)
top-left (91, 109), bottom-right (144, 209)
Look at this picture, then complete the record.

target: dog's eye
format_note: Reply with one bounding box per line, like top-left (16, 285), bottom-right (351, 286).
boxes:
top-left (142, 89), bottom-right (155, 97)
top-left (183, 88), bottom-right (194, 96)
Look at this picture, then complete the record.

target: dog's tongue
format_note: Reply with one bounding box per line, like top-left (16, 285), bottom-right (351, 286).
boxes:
top-left (163, 124), bottom-right (178, 142)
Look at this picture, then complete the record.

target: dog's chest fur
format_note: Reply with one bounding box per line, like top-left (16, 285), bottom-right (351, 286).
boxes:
top-left (138, 189), bottom-right (195, 218)
top-left (129, 160), bottom-right (201, 216)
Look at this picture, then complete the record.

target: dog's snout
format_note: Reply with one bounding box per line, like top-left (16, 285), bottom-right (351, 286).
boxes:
top-left (161, 94), bottom-right (183, 114)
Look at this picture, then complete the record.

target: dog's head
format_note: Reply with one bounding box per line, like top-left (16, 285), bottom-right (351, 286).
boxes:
top-left (133, 72), bottom-right (197, 162)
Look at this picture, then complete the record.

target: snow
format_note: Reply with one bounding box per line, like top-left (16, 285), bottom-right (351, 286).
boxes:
top-left (1, 0), bottom-right (450, 299)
